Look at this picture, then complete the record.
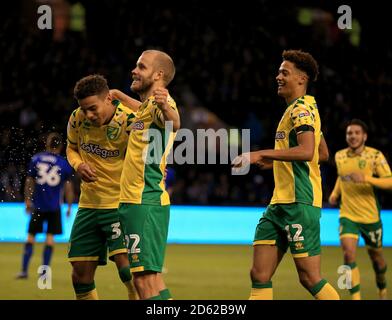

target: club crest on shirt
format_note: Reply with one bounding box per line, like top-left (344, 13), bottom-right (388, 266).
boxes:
top-left (107, 126), bottom-right (120, 140)
top-left (358, 159), bottom-right (366, 169)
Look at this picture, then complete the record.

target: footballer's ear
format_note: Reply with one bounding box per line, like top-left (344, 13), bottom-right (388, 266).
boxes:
top-left (298, 71), bottom-right (308, 86)
top-left (105, 91), bottom-right (112, 103)
top-left (153, 70), bottom-right (164, 82)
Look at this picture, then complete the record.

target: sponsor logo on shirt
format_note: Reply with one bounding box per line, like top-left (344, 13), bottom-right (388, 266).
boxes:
top-left (131, 120), bottom-right (144, 130)
top-left (298, 110), bottom-right (310, 118)
top-left (81, 143), bottom-right (120, 159)
top-left (275, 131), bottom-right (286, 140)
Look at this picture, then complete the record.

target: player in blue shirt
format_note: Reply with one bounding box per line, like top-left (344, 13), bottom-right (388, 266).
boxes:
top-left (16, 132), bottom-right (74, 279)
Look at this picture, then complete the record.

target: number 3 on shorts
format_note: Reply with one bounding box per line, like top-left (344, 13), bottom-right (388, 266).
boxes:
top-left (111, 222), bottom-right (121, 239)
top-left (125, 234), bottom-right (141, 253)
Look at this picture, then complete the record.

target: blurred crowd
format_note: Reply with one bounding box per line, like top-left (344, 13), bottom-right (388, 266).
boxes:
top-left (1, 0), bottom-right (391, 207)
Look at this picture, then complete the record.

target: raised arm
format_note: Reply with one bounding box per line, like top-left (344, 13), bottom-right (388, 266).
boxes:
top-left (153, 88), bottom-right (180, 131)
top-left (110, 89), bottom-right (141, 112)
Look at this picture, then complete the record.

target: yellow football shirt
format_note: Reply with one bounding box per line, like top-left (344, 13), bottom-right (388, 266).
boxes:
top-left (120, 95), bottom-right (178, 205)
top-left (67, 101), bottom-right (135, 209)
top-left (270, 95), bottom-right (322, 208)
top-left (333, 146), bottom-right (391, 223)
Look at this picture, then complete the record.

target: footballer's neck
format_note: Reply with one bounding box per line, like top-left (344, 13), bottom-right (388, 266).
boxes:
top-left (103, 104), bottom-right (116, 125)
top-left (138, 87), bottom-right (154, 102)
top-left (139, 83), bottom-right (163, 103)
top-left (350, 144), bottom-right (365, 155)
top-left (285, 88), bottom-right (307, 105)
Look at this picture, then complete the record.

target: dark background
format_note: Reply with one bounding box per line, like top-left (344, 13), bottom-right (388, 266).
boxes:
top-left (1, 0), bottom-right (391, 207)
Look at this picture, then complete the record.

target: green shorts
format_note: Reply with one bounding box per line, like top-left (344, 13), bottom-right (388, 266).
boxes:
top-left (253, 203), bottom-right (321, 257)
top-left (339, 217), bottom-right (383, 248)
top-left (68, 208), bottom-right (128, 265)
top-left (118, 203), bottom-right (170, 273)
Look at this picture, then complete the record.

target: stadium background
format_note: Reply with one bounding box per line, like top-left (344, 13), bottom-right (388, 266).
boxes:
top-left (0, 0), bottom-right (391, 300)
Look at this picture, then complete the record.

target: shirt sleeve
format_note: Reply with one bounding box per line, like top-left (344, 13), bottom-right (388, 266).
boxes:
top-left (290, 103), bottom-right (315, 134)
top-left (125, 112), bottom-right (136, 133)
top-left (67, 109), bottom-right (79, 146)
top-left (334, 152), bottom-right (341, 176)
top-left (330, 177), bottom-right (341, 198)
top-left (374, 151), bottom-right (392, 178)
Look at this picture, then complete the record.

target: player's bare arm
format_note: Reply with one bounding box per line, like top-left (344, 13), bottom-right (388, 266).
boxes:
top-left (110, 89), bottom-right (141, 112)
top-left (256, 158), bottom-right (273, 170)
top-left (350, 172), bottom-right (392, 190)
top-left (318, 135), bottom-right (329, 162)
top-left (64, 180), bottom-right (74, 217)
top-left (24, 176), bottom-right (35, 214)
top-left (233, 131), bottom-right (315, 168)
top-left (153, 87), bottom-right (180, 131)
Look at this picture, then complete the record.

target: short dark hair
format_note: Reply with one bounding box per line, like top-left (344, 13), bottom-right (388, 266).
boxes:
top-left (74, 74), bottom-right (109, 100)
top-left (46, 132), bottom-right (63, 150)
top-left (347, 118), bottom-right (368, 133)
top-left (282, 50), bottom-right (319, 82)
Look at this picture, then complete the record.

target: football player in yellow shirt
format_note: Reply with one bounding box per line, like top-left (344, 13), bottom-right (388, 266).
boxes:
top-left (66, 74), bottom-right (140, 300)
top-left (118, 50), bottom-right (180, 300)
top-left (233, 50), bottom-right (339, 300)
top-left (329, 119), bottom-right (391, 299)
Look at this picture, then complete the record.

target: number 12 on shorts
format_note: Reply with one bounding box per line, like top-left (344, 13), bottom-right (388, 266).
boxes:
top-left (125, 234), bottom-right (141, 253)
top-left (285, 224), bottom-right (304, 242)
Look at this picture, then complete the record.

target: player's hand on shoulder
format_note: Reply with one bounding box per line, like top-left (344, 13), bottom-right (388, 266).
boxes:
top-left (77, 163), bottom-right (98, 183)
top-left (109, 89), bottom-right (121, 101)
top-left (153, 88), bottom-right (169, 110)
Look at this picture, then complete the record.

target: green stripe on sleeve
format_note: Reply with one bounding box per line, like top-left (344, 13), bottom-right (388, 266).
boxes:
top-left (289, 129), bottom-right (314, 204)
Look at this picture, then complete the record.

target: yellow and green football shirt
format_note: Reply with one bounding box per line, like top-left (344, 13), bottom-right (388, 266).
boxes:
top-left (67, 101), bottom-right (135, 209)
top-left (120, 95), bottom-right (178, 205)
top-left (333, 146), bottom-right (391, 223)
top-left (270, 95), bottom-right (322, 208)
